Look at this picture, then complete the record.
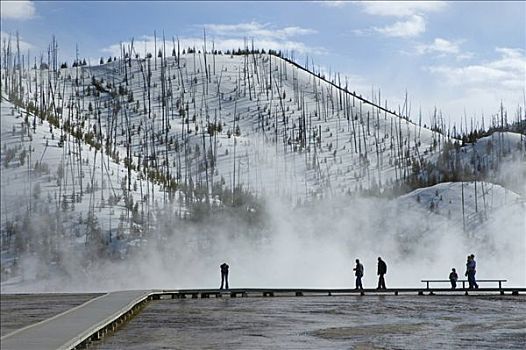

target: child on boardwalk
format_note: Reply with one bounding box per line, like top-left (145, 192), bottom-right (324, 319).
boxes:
top-left (449, 268), bottom-right (458, 289)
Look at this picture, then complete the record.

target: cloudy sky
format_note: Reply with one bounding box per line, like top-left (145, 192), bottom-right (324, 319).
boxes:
top-left (1, 1), bottom-right (525, 126)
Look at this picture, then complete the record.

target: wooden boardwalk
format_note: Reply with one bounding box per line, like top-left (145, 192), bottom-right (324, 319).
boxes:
top-left (1, 287), bottom-right (524, 350)
top-left (1, 290), bottom-right (152, 350)
top-left (168, 287), bottom-right (525, 298)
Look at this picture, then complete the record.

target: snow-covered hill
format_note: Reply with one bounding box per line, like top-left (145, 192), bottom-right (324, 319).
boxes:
top-left (6, 53), bottom-right (446, 202)
top-left (1, 50), bottom-right (524, 290)
top-left (1, 97), bottom-right (176, 280)
top-left (399, 181), bottom-right (520, 230)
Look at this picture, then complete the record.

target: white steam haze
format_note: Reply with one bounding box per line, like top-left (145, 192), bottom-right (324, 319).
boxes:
top-left (3, 185), bottom-right (524, 293)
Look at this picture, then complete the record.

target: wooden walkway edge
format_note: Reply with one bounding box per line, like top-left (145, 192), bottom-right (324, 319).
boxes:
top-left (168, 287), bottom-right (526, 298)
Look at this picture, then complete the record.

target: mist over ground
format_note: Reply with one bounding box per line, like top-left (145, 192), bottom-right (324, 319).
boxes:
top-left (3, 187), bottom-right (524, 293)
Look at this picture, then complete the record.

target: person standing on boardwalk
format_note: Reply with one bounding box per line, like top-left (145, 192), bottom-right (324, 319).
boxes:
top-left (449, 268), bottom-right (458, 289)
top-left (465, 254), bottom-right (478, 289)
top-left (353, 259), bottom-right (364, 290)
top-left (220, 262), bottom-right (229, 290)
top-left (377, 257), bottom-right (387, 289)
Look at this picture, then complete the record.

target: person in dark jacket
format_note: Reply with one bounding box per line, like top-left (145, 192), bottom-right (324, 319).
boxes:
top-left (220, 262), bottom-right (229, 290)
top-left (449, 268), bottom-right (458, 289)
top-left (377, 257), bottom-right (387, 289)
top-left (353, 259), bottom-right (364, 290)
top-left (465, 254), bottom-right (478, 289)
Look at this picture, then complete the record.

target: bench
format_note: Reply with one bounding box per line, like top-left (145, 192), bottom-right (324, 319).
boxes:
top-left (421, 279), bottom-right (507, 289)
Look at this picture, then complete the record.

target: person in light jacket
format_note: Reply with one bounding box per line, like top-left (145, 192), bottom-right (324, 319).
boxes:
top-left (465, 254), bottom-right (478, 289)
top-left (353, 259), bottom-right (364, 290)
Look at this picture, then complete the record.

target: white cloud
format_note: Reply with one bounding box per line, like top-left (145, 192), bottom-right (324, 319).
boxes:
top-left (416, 38), bottom-right (460, 55)
top-left (103, 22), bottom-right (324, 57)
top-left (319, 1), bottom-right (347, 8)
top-left (455, 52), bottom-right (474, 61)
top-left (426, 46), bottom-right (526, 109)
top-left (0, 31), bottom-right (33, 51)
top-left (373, 14), bottom-right (425, 38)
top-left (205, 21), bottom-right (316, 41)
top-left (427, 47), bottom-right (525, 87)
top-left (1, 1), bottom-right (36, 20)
top-left (354, 1), bottom-right (447, 38)
top-left (358, 1), bottom-right (447, 17)
top-left (102, 36), bottom-right (324, 58)
top-left (414, 38), bottom-right (475, 61)
top-left (495, 47), bottom-right (524, 60)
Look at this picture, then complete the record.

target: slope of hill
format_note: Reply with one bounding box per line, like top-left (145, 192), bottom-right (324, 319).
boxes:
top-left (1, 98), bottom-right (168, 279)
top-left (7, 52), bottom-right (446, 202)
top-left (1, 50), bottom-right (524, 290)
top-left (452, 132), bottom-right (525, 194)
top-left (399, 181), bottom-right (521, 231)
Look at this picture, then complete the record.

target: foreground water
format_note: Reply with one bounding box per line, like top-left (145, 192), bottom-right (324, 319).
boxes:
top-left (1, 294), bottom-right (524, 349)
top-left (91, 295), bottom-right (525, 349)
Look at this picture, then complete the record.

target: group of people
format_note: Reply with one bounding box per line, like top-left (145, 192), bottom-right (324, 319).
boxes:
top-left (220, 253), bottom-right (479, 290)
top-left (449, 254), bottom-right (479, 289)
top-left (218, 258), bottom-right (387, 291)
top-left (353, 257), bottom-right (387, 290)
top-left (354, 254), bottom-right (480, 290)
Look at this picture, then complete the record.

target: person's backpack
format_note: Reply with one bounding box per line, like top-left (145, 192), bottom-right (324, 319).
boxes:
top-left (379, 261), bottom-right (387, 274)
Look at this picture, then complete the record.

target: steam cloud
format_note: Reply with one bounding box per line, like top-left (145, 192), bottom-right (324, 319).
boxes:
top-left (3, 187), bottom-right (524, 293)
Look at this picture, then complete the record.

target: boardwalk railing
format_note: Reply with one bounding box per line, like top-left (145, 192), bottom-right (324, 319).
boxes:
top-left (421, 279), bottom-right (507, 290)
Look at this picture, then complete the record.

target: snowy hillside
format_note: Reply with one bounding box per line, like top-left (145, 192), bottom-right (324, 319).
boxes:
top-left (5, 52), bottom-right (446, 203)
top-left (399, 181), bottom-right (521, 231)
top-left (1, 98), bottom-right (171, 277)
top-left (1, 49), bottom-right (524, 289)
top-left (453, 132), bottom-right (525, 194)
